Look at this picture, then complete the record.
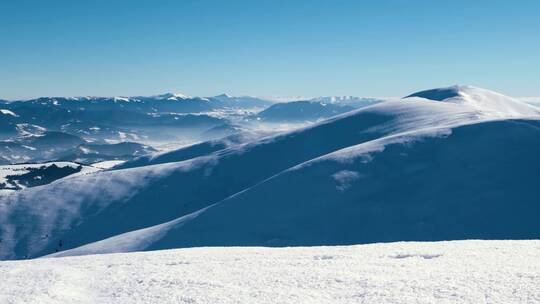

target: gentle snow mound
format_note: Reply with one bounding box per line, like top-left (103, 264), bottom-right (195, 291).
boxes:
top-left (1, 240), bottom-right (538, 303)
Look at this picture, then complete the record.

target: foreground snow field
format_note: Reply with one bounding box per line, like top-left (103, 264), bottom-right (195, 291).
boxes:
top-left (1, 240), bottom-right (539, 304)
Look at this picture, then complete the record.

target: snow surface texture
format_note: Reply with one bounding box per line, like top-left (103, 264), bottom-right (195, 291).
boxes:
top-left (1, 85), bottom-right (540, 260)
top-left (1, 240), bottom-right (539, 304)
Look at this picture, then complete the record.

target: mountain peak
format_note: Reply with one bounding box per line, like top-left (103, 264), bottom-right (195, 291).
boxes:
top-left (404, 85), bottom-right (540, 117)
top-left (154, 92), bottom-right (190, 100)
top-left (214, 93), bottom-right (233, 99)
top-left (403, 85), bottom-right (471, 101)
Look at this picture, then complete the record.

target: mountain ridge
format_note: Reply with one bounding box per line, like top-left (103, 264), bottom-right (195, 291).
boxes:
top-left (1, 85), bottom-right (539, 260)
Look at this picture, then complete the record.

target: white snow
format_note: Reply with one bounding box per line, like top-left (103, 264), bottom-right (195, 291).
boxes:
top-left (262, 95), bottom-right (310, 102)
top-left (0, 109), bottom-right (18, 117)
top-left (0, 162), bottom-right (107, 193)
top-left (62, 165), bottom-right (105, 179)
top-left (1, 240), bottom-right (538, 303)
top-left (153, 92), bottom-right (190, 100)
top-left (118, 131), bottom-right (127, 140)
top-left (331, 170), bottom-right (361, 192)
top-left (47, 206), bottom-right (212, 258)
top-left (213, 93), bottom-right (233, 99)
top-left (520, 97), bottom-right (540, 107)
top-left (0, 162), bottom-right (88, 186)
top-left (21, 145), bottom-right (36, 151)
top-left (405, 85), bottom-right (540, 118)
top-left (310, 96), bottom-right (382, 107)
top-left (78, 146), bottom-right (93, 154)
top-left (15, 124), bottom-right (46, 137)
top-left (90, 160), bottom-right (126, 169)
top-left (0, 159), bottom-right (203, 259)
top-left (0, 189), bottom-right (15, 196)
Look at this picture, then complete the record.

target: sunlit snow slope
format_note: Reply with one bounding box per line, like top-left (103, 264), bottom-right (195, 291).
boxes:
top-left (1, 85), bottom-right (539, 259)
top-left (1, 241), bottom-right (539, 304)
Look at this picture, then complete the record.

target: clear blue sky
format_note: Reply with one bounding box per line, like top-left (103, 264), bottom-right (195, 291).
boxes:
top-left (1, 0), bottom-right (539, 99)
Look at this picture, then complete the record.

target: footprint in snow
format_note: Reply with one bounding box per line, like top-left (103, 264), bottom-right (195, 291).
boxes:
top-left (390, 253), bottom-right (443, 259)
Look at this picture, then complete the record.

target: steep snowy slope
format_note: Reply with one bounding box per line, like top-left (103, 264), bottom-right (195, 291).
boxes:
top-left (4, 97), bottom-right (489, 259)
top-left (1, 86), bottom-right (539, 259)
top-left (53, 118), bottom-right (540, 256)
top-left (116, 131), bottom-right (269, 169)
top-left (2, 241), bottom-right (539, 304)
top-left (0, 102), bottom-right (402, 259)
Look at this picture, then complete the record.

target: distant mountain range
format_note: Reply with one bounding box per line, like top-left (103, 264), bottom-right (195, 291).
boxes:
top-left (0, 131), bottom-right (155, 165)
top-left (254, 101), bottom-right (356, 122)
top-left (0, 93), bottom-right (381, 165)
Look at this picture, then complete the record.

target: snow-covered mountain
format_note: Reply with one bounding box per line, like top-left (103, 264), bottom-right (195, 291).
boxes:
top-left (0, 94), bottom-right (250, 149)
top-left (116, 131), bottom-right (270, 170)
top-left (0, 85), bottom-right (539, 260)
top-left (0, 131), bottom-right (85, 164)
top-left (55, 142), bottom-right (156, 164)
top-left (0, 92), bottom-right (323, 166)
top-left (2, 93), bottom-right (273, 112)
top-left (0, 130), bottom-right (157, 165)
top-left (309, 96), bottom-right (383, 107)
top-left (0, 93), bottom-right (380, 156)
top-left (404, 85), bottom-right (540, 117)
top-left (250, 95), bottom-right (383, 122)
top-left (208, 93), bottom-right (273, 108)
top-left (147, 92), bottom-right (192, 100)
top-left (253, 100), bottom-right (356, 122)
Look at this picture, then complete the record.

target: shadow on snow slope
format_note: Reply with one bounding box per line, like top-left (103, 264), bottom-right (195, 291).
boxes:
top-left (2, 101), bottom-right (451, 259)
top-left (53, 119), bottom-right (540, 257)
top-left (1, 86), bottom-right (538, 259)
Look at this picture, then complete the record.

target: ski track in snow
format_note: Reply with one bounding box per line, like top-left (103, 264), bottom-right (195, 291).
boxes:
top-left (1, 240), bottom-right (539, 304)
